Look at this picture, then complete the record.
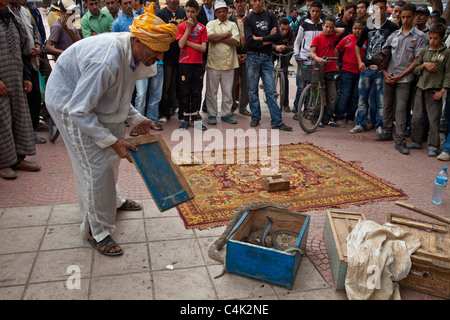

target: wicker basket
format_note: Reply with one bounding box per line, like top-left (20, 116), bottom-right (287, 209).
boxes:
top-left (299, 60), bottom-right (326, 82)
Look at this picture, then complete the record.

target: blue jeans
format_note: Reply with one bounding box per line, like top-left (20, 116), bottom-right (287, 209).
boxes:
top-left (355, 68), bottom-right (384, 129)
top-left (293, 65), bottom-right (305, 114)
top-left (246, 53), bottom-right (283, 126)
top-left (442, 91), bottom-right (450, 153)
top-left (135, 78), bottom-right (149, 116)
top-left (146, 64), bottom-right (164, 123)
top-left (335, 70), bottom-right (359, 121)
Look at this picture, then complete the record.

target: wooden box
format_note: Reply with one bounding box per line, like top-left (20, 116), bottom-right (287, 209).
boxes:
top-left (226, 207), bottom-right (310, 289)
top-left (386, 213), bottom-right (450, 299)
top-left (126, 134), bottom-right (194, 211)
top-left (261, 174), bottom-right (290, 192)
top-left (323, 210), bottom-right (366, 291)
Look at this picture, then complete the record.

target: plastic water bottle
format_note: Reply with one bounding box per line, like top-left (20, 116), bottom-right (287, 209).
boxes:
top-left (431, 166), bottom-right (448, 205)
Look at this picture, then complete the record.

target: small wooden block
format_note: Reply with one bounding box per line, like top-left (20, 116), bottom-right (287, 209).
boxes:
top-left (261, 175), bottom-right (290, 192)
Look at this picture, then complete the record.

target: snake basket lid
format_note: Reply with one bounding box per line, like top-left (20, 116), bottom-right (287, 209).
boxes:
top-left (226, 207), bottom-right (310, 289)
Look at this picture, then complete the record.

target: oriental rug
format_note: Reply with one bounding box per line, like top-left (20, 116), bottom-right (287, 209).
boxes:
top-left (176, 143), bottom-right (407, 229)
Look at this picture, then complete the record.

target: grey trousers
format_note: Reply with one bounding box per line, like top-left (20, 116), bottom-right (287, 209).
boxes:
top-left (411, 88), bottom-right (443, 151)
top-left (383, 82), bottom-right (410, 144)
top-left (205, 68), bottom-right (235, 118)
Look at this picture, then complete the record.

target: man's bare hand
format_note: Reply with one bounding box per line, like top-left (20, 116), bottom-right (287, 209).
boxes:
top-left (111, 139), bottom-right (138, 163)
top-left (134, 119), bottom-right (158, 136)
top-left (23, 80), bottom-right (32, 93)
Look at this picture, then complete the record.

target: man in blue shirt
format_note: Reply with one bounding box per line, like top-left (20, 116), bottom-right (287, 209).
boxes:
top-left (111, 0), bottom-right (136, 32)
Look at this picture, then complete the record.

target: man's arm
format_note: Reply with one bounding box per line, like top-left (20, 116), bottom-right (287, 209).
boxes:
top-left (186, 41), bottom-right (207, 52)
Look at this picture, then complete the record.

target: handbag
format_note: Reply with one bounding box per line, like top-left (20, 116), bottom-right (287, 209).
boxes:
top-left (371, 45), bottom-right (392, 70)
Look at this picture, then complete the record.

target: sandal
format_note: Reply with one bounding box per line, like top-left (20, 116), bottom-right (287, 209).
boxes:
top-left (34, 133), bottom-right (47, 144)
top-left (190, 121), bottom-right (207, 131)
top-left (118, 199), bottom-right (142, 211)
top-left (293, 114), bottom-right (298, 121)
top-left (157, 117), bottom-right (168, 126)
top-left (179, 121), bottom-right (190, 131)
top-left (88, 233), bottom-right (123, 256)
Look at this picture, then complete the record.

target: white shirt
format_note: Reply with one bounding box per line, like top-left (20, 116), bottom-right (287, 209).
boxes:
top-left (45, 32), bottom-right (155, 148)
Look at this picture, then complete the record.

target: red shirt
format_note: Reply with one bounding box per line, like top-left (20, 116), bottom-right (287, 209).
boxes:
top-left (176, 21), bottom-right (208, 64)
top-left (336, 34), bottom-right (366, 75)
top-left (310, 32), bottom-right (339, 73)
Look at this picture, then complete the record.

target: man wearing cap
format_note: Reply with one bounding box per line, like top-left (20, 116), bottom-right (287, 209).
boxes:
top-left (205, 0), bottom-right (239, 125)
top-left (44, 0), bottom-right (81, 57)
top-left (415, 5), bottom-right (430, 35)
top-left (45, 6), bottom-right (177, 256)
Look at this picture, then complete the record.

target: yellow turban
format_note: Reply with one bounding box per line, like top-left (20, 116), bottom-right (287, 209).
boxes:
top-left (129, 3), bottom-right (177, 52)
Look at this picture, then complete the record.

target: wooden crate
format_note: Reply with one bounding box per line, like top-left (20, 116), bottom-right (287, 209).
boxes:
top-left (226, 207), bottom-right (310, 289)
top-left (386, 213), bottom-right (450, 299)
top-left (323, 210), bottom-right (366, 291)
top-left (261, 174), bottom-right (290, 192)
top-left (126, 134), bottom-right (194, 211)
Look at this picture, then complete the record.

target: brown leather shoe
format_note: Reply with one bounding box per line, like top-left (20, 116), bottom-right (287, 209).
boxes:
top-left (0, 168), bottom-right (17, 179)
top-left (13, 160), bottom-right (41, 172)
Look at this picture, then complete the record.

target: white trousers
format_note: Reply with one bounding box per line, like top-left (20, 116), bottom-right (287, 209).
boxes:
top-left (205, 68), bottom-right (234, 118)
top-left (48, 104), bottom-right (126, 242)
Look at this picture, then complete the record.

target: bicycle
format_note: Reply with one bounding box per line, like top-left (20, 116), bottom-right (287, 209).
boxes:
top-left (296, 57), bottom-right (337, 133)
top-left (272, 51), bottom-right (293, 111)
top-left (262, 51), bottom-right (292, 111)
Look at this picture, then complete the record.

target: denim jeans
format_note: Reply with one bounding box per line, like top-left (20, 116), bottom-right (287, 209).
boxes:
top-left (135, 78), bottom-right (149, 116)
top-left (146, 64), bottom-right (164, 123)
top-left (355, 68), bottom-right (384, 129)
top-left (293, 65), bottom-right (305, 114)
top-left (335, 70), bottom-right (359, 121)
top-left (246, 53), bottom-right (283, 126)
top-left (442, 92), bottom-right (450, 153)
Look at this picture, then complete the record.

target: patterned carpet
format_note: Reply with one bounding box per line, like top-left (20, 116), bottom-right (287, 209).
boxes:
top-left (177, 143), bottom-right (407, 229)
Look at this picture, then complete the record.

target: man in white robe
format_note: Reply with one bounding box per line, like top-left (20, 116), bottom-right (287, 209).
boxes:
top-left (45, 5), bottom-right (177, 256)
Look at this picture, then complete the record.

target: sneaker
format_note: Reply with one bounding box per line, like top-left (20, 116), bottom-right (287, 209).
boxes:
top-left (335, 120), bottom-right (346, 128)
top-left (221, 115), bottom-right (237, 124)
top-left (327, 121), bottom-right (339, 127)
top-left (395, 143), bottom-right (409, 155)
top-left (437, 152), bottom-right (450, 161)
top-left (250, 119), bottom-right (260, 127)
top-left (375, 126), bottom-right (383, 134)
top-left (374, 130), bottom-right (393, 141)
top-left (406, 142), bottom-right (422, 149)
top-left (350, 124), bottom-right (364, 133)
top-left (207, 116), bottom-right (217, 125)
top-left (427, 150), bottom-right (437, 157)
top-left (272, 123), bottom-right (293, 131)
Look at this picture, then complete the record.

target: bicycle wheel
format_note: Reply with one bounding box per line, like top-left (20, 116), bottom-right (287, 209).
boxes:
top-left (48, 116), bottom-right (60, 143)
top-left (298, 83), bottom-right (325, 133)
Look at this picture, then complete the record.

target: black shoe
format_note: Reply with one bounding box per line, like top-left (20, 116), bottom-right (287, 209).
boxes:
top-left (395, 143), bottom-right (409, 155)
top-left (374, 132), bottom-right (393, 141)
top-left (250, 119), bottom-right (260, 127)
top-left (272, 123), bottom-right (292, 131)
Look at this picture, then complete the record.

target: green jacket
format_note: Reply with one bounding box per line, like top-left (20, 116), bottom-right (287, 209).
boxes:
top-left (414, 44), bottom-right (450, 90)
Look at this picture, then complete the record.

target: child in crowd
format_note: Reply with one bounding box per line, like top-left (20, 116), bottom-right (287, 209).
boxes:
top-left (309, 16), bottom-right (344, 127)
top-left (409, 23), bottom-right (450, 157)
top-left (334, 18), bottom-right (365, 127)
top-left (176, 0), bottom-right (208, 131)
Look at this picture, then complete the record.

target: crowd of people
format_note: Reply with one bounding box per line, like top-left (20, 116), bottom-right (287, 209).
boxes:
top-left (2, 0), bottom-right (450, 174)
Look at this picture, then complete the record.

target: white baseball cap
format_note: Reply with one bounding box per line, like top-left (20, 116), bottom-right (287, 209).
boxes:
top-left (61, 0), bottom-right (78, 11)
top-left (214, 0), bottom-right (228, 11)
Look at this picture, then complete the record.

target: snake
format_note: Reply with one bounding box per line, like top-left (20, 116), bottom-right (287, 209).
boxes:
top-left (207, 201), bottom-right (290, 279)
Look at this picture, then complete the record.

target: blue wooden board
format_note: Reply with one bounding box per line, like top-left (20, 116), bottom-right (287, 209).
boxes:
top-left (226, 208), bottom-right (310, 289)
top-left (127, 134), bottom-right (194, 211)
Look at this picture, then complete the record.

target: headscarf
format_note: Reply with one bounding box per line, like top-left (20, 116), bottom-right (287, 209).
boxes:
top-left (129, 3), bottom-right (177, 52)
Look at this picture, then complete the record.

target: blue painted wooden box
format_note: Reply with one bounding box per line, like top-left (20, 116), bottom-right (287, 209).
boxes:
top-left (226, 207), bottom-right (310, 289)
top-left (126, 134), bottom-right (194, 211)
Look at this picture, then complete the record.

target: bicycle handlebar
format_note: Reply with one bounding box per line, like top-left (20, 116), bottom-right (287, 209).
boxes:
top-left (297, 57), bottom-right (338, 61)
top-left (272, 51), bottom-right (294, 57)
